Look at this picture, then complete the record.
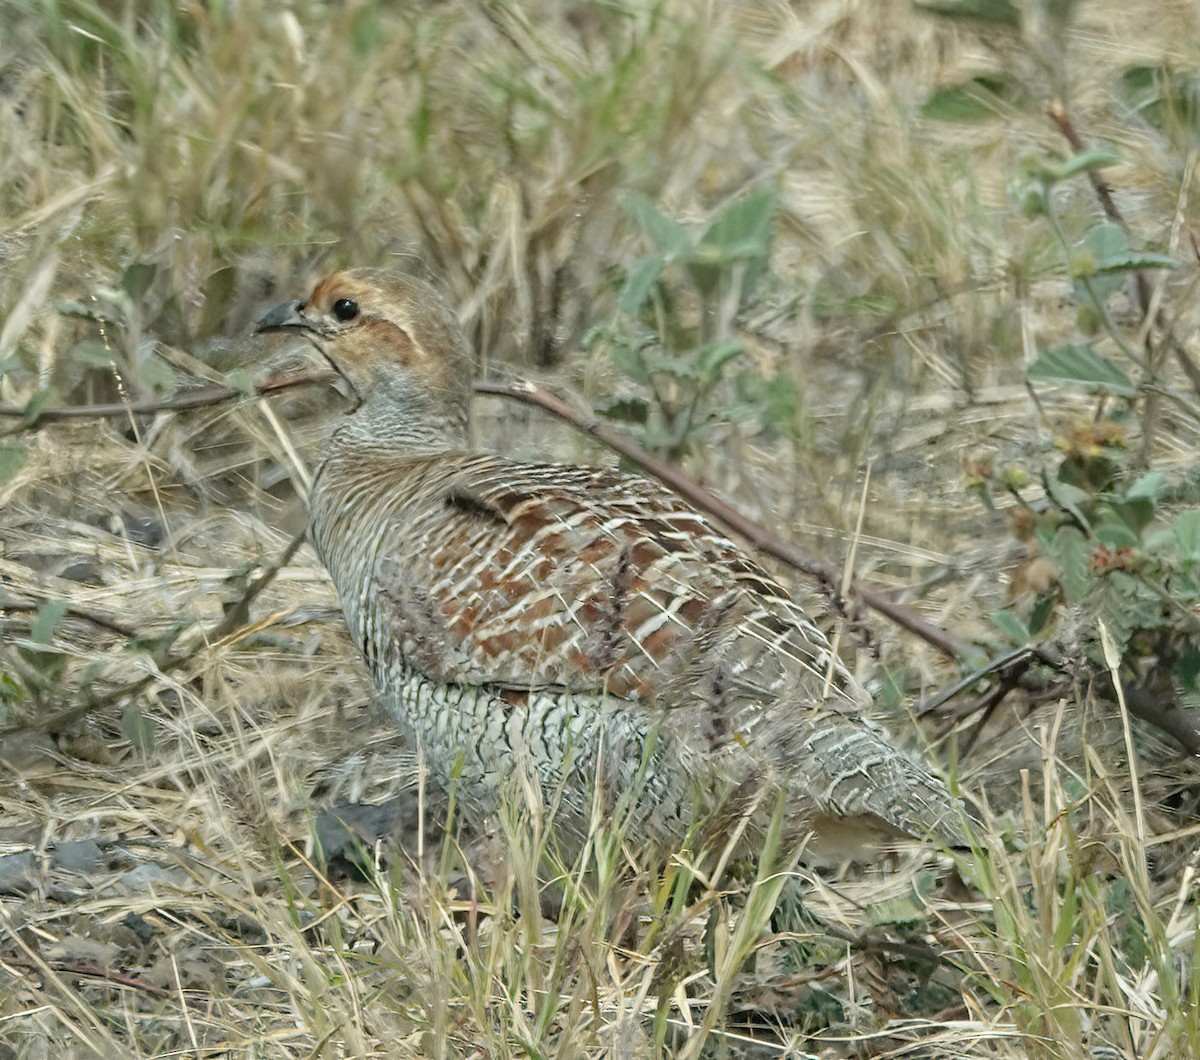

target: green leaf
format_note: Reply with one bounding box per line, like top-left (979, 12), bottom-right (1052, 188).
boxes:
top-left (1053, 874), bottom-right (1079, 950)
top-left (991, 609), bottom-right (1030, 645)
top-left (1040, 147), bottom-right (1122, 184)
top-left (1124, 469), bottom-right (1167, 503)
top-left (121, 703), bottom-right (156, 755)
top-left (645, 350), bottom-right (702, 382)
top-left (0, 444), bottom-right (27, 485)
top-left (607, 340), bottom-right (651, 385)
top-left (758, 371), bottom-right (800, 435)
top-left (697, 188), bottom-right (776, 264)
top-left (620, 192), bottom-right (692, 260)
top-left (1072, 223), bottom-right (1175, 311)
top-left (867, 872), bottom-right (937, 926)
top-left (1172, 509), bottom-right (1200, 561)
top-left (1042, 525), bottom-right (1092, 604)
top-left (595, 396), bottom-right (649, 424)
top-left (618, 256), bottom-right (664, 315)
top-left (0, 669), bottom-right (25, 708)
top-left (1028, 593), bottom-right (1056, 634)
top-left (1092, 513), bottom-right (1139, 549)
top-left (1177, 646), bottom-right (1200, 693)
top-left (1071, 222), bottom-right (1128, 309)
top-left (68, 338), bottom-right (115, 369)
top-left (351, 3), bottom-right (384, 57)
top-left (1044, 474), bottom-right (1093, 532)
top-left (120, 261), bottom-right (157, 302)
top-left (224, 368), bottom-right (258, 399)
top-left (688, 189), bottom-right (776, 302)
top-left (1027, 344), bottom-right (1136, 396)
top-left (921, 87), bottom-right (993, 123)
top-left (694, 340), bottom-right (743, 385)
top-left (16, 646), bottom-right (67, 689)
top-left (1092, 251), bottom-right (1176, 274)
top-left (412, 86), bottom-right (432, 153)
top-left (914, 0), bottom-right (1020, 27)
top-left (920, 76), bottom-right (1016, 122)
top-left (1082, 221), bottom-right (1129, 259)
top-left (1087, 571), bottom-right (1164, 663)
top-left (22, 388), bottom-right (57, 425)
top-left (1120, 65), bottom-right (1160, 107)
top-left (136, 346), bottom-right (176, 395)
top-left (30, 600), bottom-right (69, 645)
top-left (200, 266), bottom-right (237, 338)
top-left (56, 300), bottom-right (98, 321)
top-left (1110, 496), bottom-right (1154, 537)
top-left (876, 666), bottom-right (908, 712)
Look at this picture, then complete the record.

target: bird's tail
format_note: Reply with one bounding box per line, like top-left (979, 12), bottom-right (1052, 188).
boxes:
top-left (780, 721), bottom-right (973, 851)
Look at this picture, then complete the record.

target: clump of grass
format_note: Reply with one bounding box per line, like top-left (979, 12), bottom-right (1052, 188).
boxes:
top-left (965, 719), bottom-right (1200, 1059)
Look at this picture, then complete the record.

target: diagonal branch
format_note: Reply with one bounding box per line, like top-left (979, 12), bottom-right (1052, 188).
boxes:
top-left (0, 369), bottom-right (337, 423)
top-left (3, 528), bottom-right (309, 735)
top-left (1, 370), bottom-right (969, 660)
top-left (474, 380), bottom-right (970, 660)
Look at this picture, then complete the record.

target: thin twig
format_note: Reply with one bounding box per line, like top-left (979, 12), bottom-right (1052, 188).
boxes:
top-left (2, 370), bottom-right (971, 660)
top-left (0, 954), bottom-right (211, 1011)
top-left (0, 368), bottom-right (337, 423)
top-left (916, 647), bottom-right (1034, 718)
top-left (0, 598), bottom-right (137, 639)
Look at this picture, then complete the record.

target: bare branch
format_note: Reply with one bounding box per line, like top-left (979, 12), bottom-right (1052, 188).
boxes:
top-left (2, 368), bottom-right (971, 661)
top-left (474, 380), bottom-right (970, 660)
top-left (0, 598), bottom-right (136, 639)
top-left (0, 369), bottom-right (337, 424)
top-left (12, 362), bottom-right (1198, 751)
top-left (1118, 682), bottom-right (1200, 757)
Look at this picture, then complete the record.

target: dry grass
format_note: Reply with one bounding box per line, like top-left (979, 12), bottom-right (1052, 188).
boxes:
top-left (2, 0), bottom-right (1200, 1056)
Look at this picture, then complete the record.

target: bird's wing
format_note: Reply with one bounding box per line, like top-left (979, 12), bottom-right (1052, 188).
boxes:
top-left (372, 455), bottom-right (861, 720)
top-left (348, 452), bottom-right (969, 847)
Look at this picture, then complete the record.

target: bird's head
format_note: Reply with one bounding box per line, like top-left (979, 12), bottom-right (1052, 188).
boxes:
top-left (257, 268), bottom-right (473, 444)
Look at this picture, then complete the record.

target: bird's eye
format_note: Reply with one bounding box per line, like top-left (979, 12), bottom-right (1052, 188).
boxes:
top-left (332, 298), bottom-right (359, 322)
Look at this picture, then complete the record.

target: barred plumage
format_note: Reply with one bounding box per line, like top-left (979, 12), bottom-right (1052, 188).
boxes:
top-left (259, 268), bottom-right (970, 853)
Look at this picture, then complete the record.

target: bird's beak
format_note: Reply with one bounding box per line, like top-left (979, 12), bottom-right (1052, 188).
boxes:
top-left (256, 299), bottom-right (309, 334)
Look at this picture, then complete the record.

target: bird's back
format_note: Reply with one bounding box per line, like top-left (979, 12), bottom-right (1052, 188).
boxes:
top-left (309, 441), bottom-right (968, 850)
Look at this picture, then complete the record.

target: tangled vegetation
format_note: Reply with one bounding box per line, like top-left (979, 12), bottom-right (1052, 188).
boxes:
top-left (2, 1), bottom-right (1199, 1056)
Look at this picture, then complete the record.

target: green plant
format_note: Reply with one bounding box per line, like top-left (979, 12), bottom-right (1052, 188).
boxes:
top-left (587, 188), bottom-right (798, 460)
top-left (962, 150), bottom-right (1200, 713)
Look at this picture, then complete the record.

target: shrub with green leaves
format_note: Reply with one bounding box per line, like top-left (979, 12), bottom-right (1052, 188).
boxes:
top-left (965, 146), bottom-right (1200, 704)
top-left (586, 189), bottom-right (797, 460)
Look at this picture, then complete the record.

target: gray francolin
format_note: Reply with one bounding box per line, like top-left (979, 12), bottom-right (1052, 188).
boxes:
top-left (258, 268), bottom-right (970, 855)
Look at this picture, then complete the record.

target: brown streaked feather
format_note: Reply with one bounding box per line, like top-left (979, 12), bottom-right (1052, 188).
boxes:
top-left (316, 449), bottom-right (852, 719)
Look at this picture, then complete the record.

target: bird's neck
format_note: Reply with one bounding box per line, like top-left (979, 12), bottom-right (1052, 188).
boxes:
top-left (328, 375), bottom-right (470, 456)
